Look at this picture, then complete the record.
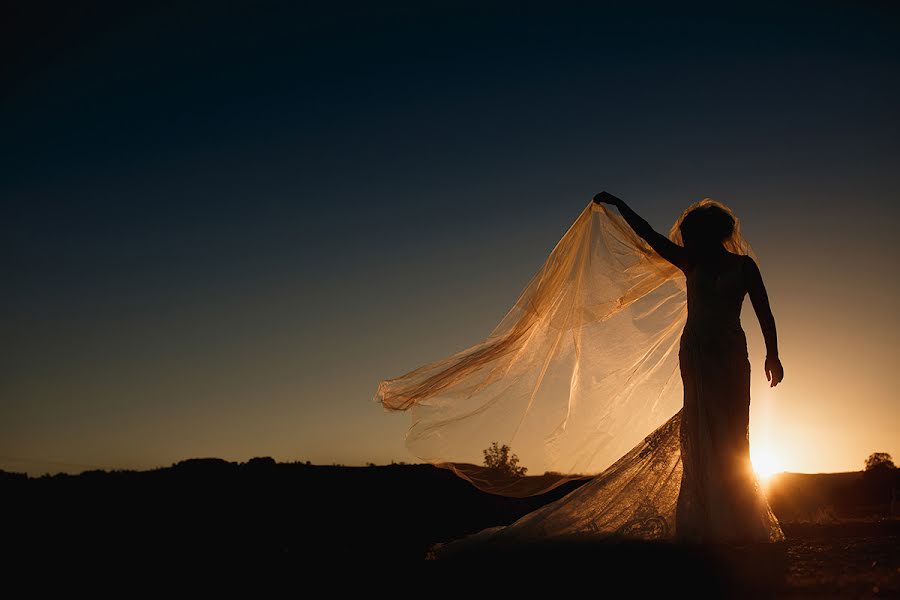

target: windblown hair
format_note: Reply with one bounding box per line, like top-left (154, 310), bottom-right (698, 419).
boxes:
top-left (667, 198), bottom-right (757, 264)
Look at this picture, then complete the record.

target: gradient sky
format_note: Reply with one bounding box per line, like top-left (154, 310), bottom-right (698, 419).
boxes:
top-left (3, 0), bottom-right (898, 477)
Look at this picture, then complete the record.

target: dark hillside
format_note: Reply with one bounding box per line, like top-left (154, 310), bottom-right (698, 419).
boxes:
top-left (4, 458), bottom-right (898, 586)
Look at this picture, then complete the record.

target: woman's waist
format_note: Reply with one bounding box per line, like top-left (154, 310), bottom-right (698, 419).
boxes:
top-left (680, 321), bottom-right (745, 339)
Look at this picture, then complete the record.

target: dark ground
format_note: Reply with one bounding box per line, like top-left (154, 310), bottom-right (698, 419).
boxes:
top-left (4, 459), bottom-right (898, 596)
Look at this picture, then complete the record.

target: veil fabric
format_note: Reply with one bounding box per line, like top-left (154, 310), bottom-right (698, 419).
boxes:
top-left (374, 198), bottom-right (759, 499)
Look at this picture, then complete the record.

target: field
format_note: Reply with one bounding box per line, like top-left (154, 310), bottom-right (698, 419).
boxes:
top-left (4, 460), bottom-right (898, 596)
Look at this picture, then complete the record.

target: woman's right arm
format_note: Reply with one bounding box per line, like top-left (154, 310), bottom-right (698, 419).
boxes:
top-left (594, 192), bottom-right (690, 272)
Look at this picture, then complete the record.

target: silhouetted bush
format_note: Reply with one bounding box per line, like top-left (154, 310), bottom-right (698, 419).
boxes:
top-left (483, 442), bottom-right (527, 477)
top-left (244, 456), bottom-right (277, 469)
top-left (865, 452), bottom-right (896, 472)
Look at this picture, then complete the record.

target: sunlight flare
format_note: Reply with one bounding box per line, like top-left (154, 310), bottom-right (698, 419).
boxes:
top-left (751, 445), bottom-right (783, 483)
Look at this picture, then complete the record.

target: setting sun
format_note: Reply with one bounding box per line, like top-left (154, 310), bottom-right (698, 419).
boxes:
top-left (752, 446), bottom-right (783, 483)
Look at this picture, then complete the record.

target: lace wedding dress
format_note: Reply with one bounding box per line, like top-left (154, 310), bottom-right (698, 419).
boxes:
top-left (374, 198), bottom-right (785, 558)
top-left (675, 252), bottom-right (783, 544)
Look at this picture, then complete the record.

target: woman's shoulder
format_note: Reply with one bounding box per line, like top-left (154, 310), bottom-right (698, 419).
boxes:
top-left (732, 252), bottom-right (752, 273)
top-left (737, 254), bottom-right (763, 292)
top-left (737, 253), bottom-right (757, 268)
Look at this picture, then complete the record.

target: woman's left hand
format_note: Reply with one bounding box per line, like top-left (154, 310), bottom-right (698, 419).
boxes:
top-left (765, 356), bottom-right (784, 387)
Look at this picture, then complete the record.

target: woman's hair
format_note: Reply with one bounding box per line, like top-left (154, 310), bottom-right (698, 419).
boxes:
top-left (667, 197), bottom-right (757, 263)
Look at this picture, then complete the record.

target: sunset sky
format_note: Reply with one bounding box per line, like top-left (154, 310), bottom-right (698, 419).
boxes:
top-left (3, 1), bottom-right (898, 478)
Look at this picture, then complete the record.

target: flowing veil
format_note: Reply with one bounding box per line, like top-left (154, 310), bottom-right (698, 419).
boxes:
top-left (374, 198), bottom-right (760, 508)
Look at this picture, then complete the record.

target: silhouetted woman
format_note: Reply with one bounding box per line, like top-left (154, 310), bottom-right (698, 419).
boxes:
top-left (593, 191), bottom-right (785, 543)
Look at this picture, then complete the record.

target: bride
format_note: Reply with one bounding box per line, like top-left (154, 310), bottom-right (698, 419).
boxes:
top-left (375, 191), bottom-right (787, 558)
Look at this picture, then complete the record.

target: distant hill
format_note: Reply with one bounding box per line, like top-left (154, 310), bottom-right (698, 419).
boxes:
top-left (2, 459), bottom-right (897, 563)
top-left (0, 458), bottom-right (589, 563)
top-left (766, 469), bottom-right (900, 522)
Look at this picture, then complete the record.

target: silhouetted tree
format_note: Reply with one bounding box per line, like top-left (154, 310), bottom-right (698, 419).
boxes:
top-left (865, 452), bottom-right (896, 472)
top-left (483, 442), bottom-right (527, 477)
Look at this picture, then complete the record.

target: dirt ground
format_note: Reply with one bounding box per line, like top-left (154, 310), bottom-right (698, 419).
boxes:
top-left (778, 520), bottom-right (900, 598)
top-left (427, 519), bottom-right (899, 598)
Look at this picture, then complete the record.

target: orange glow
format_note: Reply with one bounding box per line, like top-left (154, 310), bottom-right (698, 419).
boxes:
top-left (751, 444), bottom-right (783, 484)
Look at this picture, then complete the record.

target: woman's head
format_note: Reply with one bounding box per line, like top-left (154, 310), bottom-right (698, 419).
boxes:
top-left (665, 197), bottom-right (759, 266)
top-left (677, 205), bottom-right (735, 249)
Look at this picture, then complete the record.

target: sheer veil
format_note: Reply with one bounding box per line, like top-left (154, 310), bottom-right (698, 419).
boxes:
top-left (374, 197), bottom-right (759, 499)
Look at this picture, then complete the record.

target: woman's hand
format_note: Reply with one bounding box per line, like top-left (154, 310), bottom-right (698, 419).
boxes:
top-left (593, 191), bottom-right (622, 206)
top-left (765, 356), bottom-right (784, 387)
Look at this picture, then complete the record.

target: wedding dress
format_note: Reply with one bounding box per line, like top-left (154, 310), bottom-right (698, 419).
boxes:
top-left (374, 197), bottom-right (785, 557)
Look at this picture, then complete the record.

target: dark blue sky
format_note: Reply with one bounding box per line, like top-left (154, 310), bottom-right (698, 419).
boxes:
top-left (3, 0), bottom-right (898, 476)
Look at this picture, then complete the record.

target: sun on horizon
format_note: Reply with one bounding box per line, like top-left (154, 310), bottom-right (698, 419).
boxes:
top-left (751, 445), bottom-right (784, 484)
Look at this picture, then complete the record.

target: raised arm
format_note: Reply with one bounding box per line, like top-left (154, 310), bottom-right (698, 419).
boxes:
top-left (593, 191), bottom-right (690, 273)
top-left (744, 254), bottom-right (785, 387)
